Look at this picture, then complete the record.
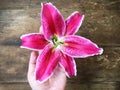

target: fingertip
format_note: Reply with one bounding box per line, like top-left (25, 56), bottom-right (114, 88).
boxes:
top-left (30, 51), bottom-right (38, 64)
top-left (31, 51), bottom-right (39, 57)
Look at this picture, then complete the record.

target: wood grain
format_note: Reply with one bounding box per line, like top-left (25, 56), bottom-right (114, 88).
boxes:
top-left (0, 0), bottom-right (120, 90)
top-left (0, 82), bottom-right (119, 90)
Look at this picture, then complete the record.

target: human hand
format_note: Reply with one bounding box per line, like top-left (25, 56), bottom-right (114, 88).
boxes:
top-left (27, 51), bottom-right (67, 90)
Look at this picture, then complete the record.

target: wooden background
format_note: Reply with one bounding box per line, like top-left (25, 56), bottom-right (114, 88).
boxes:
top-left (0, 0), bottom-right (120, 90)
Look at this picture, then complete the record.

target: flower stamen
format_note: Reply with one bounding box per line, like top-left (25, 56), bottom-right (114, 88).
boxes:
top-left (52, 35), bottom-right (64, 47)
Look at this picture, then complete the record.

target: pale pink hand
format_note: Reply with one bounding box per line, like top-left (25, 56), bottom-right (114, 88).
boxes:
top-left (27, 51), bottom-right (67, 90)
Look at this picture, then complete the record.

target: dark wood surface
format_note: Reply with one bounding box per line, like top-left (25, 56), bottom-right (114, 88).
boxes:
top-left (0, 0), bottom-right (120, 90)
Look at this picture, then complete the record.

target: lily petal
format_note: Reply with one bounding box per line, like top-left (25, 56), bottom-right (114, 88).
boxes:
top-left (60, 53), bottom-right (76, 77)
top-left (61, 35), bottom-right (103, 58)
top-left (20, 33), bottom-right (48, 51)
top-left (41, 3), bottom-right (65, 40)
top-left (35, 44), bottom-right (60, 83)
top-left (65, 11), bottom-right (84, 35)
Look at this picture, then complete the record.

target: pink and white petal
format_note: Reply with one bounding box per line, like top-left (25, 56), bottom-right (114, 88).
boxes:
top-left (20, 33), bottom-right (48, 51)
top-left (61, 35), bottom-right (103, 58)
top-left (59, 53), bottom-right (76, 77)
top-left (41, 3), bottom-right (65, 40)
top-left (35, 44), bottom-right (60, 83)
top-left (65, 11), bottom-right (84, 35)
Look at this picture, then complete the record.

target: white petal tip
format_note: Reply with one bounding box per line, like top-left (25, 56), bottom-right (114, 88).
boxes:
top-left (99, 48), bottom-right (104, 55)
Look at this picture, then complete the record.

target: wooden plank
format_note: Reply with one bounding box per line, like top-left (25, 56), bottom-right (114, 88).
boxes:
top-left (75, 47), bottom-right (120, 83)
top-left (0, 9), bottom-right (40, 21)
top-left (0, 9), bottom-right (40, 45)
top-left (0, 0), bottom-right (30, 9)
top-left (0, 82), bottom-right (119, 90)
top-left (66, 82), bottom-right (118, 90)
top-left (0, 10), bottom-right (26, 21)
top-left (0, 46), bottom-right (120, 83)
top-left (77, 9), bottom-right (120, 46)
top-left (0, 46), bottom-right (29, 81)
top-left (29, 0), bottom-right (120, 10)
top-left (0, 83), bottom-right (30, 90)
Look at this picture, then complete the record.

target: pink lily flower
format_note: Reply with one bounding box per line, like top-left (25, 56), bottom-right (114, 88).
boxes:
top-left (20, 3), bottom-right (103, 83)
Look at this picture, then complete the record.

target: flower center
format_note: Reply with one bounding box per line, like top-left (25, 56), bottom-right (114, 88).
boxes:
top-left (51, 35), bottom-right (64, 47)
